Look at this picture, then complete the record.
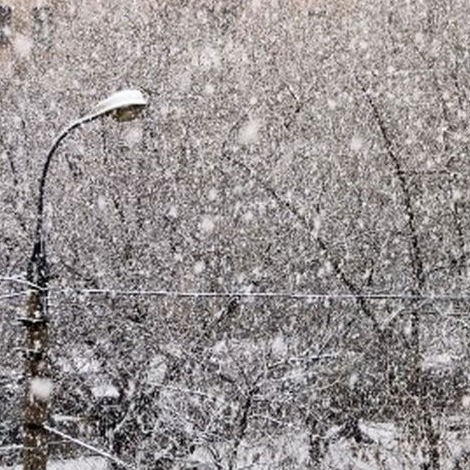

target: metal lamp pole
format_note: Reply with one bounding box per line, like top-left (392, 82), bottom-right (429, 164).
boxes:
top-left (22, 89), bottom-right (147, 470)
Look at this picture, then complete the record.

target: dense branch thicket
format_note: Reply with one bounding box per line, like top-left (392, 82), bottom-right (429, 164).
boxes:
top-left (1, 1), bottom-right (470, 469)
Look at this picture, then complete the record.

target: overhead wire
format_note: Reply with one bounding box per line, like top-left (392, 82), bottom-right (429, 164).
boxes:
top-left (3, 285), bottom-right (470, 303)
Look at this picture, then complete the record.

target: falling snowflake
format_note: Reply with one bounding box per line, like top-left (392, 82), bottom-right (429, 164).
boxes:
top-left (13, 34), bottom-right (33, 59)
top-left (200, 215), bottom-right (215, 234)
top-left (350, 135), bottom-right (364, 152)
top-left (30, 378), bottom-right (53, 402)
top-left (194, 260), bottom-right (206, 274)
top-left (238, 117), bottom-right (262, 145)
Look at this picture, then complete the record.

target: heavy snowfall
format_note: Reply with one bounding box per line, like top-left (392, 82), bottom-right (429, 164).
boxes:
top-left (1, 1), bottom-right (470, 469)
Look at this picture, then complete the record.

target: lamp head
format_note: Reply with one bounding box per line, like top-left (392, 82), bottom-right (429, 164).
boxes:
top-left (87, 89), bottom-right (147, 121)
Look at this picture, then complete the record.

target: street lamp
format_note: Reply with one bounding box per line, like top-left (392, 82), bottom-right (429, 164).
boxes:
top-left (22, 89), bottom-right (147, 470)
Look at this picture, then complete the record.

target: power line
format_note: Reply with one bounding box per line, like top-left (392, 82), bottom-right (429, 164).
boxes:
top-left (48, 287), bottom-right (470, 302)
top-left (3, 275), bottom-right (470, 302)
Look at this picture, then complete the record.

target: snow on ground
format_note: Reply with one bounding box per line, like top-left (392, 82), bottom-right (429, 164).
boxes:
top-left (0, 456), bottom-right (107, 470)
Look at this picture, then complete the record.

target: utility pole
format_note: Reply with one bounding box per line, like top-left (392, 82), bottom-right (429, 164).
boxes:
top-left (22, 274), bottom-right (49, 470)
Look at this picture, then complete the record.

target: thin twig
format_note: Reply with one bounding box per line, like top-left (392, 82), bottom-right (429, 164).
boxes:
top-left (0, 276), bottom-right (41, 289)
top-left (0, 291), bottom-right (29, 300)
top-left (44, 425), bottom-right (133, 469)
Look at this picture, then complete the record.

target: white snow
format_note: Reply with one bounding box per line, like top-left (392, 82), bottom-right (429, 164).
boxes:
top-left (193, 260), bottom-right (206, 274)
top-left (71, 354), bottom-right (101, 374)
top-left (0, 456), bottom-right (108, 470)
top-left (196, 45), bottom-right (221, 70)
top-left (350, 135), bottom-right (364, 152)
top-left (462, 395), bottom-right (470, 409)
top-left (422, 352), bottom-right (455, 370)
top-left (204, 83), bottom-right (215, 95)
top-left (271, 334), bottom-right (287, 359)
top-left (208, 188), bottom-right (218, 201)
top-left (327, 98), bottom-right (337, 109)
top-left (91, 384), bottom-right (119, 399)
top-left (13, 35), bottom-right (32, 59)
top-left (238, 117), bottom-right (262, 145)
top-left (146, 354), bottom-right (168, 386)
top-left (97, 194), bottom-right (107, 212)
top-left (242, 210), bottom-right (254, 223)
top-left (348, 372), bottom-right (359, 389)
top-left (167, 205), bottom-right (178, 218)
top-left (122, 125), bottom-right (143, 147)
top-left (199, 215), bottom-right (215, 234)
top-left (30, 377), bottom-right (53, 402)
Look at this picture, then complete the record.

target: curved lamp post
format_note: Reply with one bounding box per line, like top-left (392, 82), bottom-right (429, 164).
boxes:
top-left (23, 89), bottom-right (147, 470)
